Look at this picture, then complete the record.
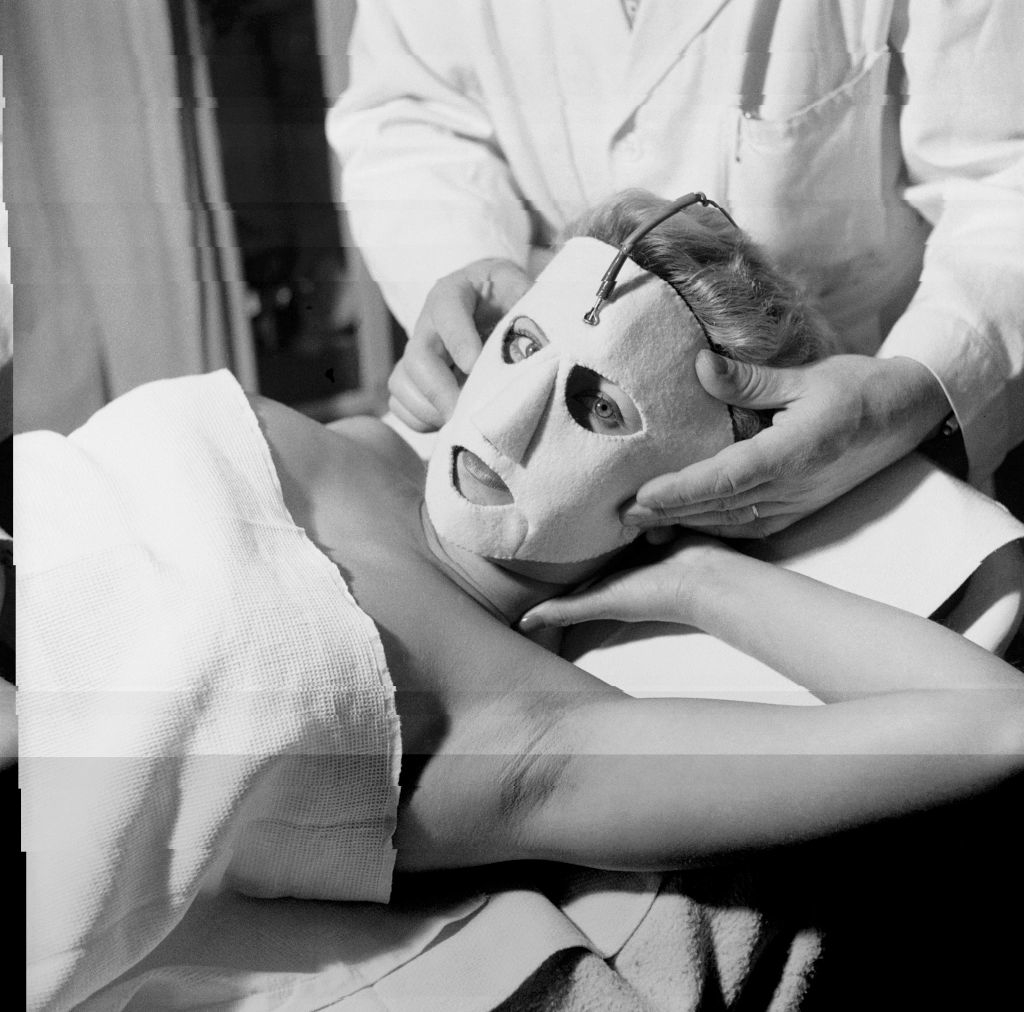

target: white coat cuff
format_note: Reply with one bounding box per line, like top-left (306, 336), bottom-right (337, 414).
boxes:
top-left (879, 309), bottom-right (1008, 486)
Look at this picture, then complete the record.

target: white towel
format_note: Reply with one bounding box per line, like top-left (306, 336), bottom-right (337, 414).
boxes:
top-left (18, 372), bottom-right (402, 1011)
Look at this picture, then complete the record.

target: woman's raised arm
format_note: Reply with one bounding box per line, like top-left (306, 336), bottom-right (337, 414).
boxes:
top-left (503, 539), bottom-right (1024, 870)
top-left (520, 537), bottom-right (1024, 699)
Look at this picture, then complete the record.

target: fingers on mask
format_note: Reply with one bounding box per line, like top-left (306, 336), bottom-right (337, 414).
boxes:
top-left (678, 500), bottom-right (786, 528)
top-left (387, 395), bottom-right (437, 434)
top-left (693, 510), bottom-right (795, 540)
top-left (632, 444), bottom-right (767, 514)
top-left (697, 353), bottom-right (798, 410)
top-left (394, 351), bottom-right (460, 423)
top-left (629, 489), bottom-right (770, 524)
top-left (387, 362), bottom-right (447, 430)
top-left (429, 305), bottom-right (485, 375)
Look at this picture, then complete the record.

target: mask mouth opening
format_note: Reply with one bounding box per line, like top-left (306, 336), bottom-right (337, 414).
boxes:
top-left (452, 446), bottom-right (513, 506)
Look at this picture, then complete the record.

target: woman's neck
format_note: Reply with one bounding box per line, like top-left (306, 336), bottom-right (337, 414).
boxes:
top-left (418, 502), bottom-right (613, 626)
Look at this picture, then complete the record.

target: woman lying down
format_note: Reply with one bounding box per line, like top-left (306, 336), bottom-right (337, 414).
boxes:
top-left (20, 192), bottom-right (1024, 1010)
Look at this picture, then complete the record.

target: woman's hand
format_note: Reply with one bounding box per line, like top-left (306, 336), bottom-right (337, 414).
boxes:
top-left (518, 533), bottom-right (732, 632)
top-left (388, 257), bottom-right (531, 431)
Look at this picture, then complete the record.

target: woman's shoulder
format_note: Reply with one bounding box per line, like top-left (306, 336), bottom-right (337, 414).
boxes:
top-left (245, 395), bottom-right (426, 519)
top-left (246, 396), bottom-right (421, 472)
top-left (325, 414), bottom-right (427, 483)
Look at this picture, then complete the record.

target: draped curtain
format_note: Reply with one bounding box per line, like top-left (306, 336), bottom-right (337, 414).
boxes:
top-left (5, 0), bottom-right (255, 435)
top-left (312, 0), bottom-right (395, 415)
top-left (1, 70), bottom-right (12, 441)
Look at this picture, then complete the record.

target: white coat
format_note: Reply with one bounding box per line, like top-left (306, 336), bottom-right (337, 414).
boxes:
top-left (328, 0), bottom-right (1024, 484)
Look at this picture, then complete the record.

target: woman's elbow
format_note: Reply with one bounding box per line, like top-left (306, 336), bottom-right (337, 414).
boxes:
top-left (941, 689), bottom-right (1024, 788)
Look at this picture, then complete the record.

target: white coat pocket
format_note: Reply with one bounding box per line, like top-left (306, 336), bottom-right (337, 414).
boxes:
top-left (726, 49), bottom-right (922, 351)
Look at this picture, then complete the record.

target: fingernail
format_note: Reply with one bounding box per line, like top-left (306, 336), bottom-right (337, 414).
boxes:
top-left (518, 613), bottom-right (544, 633)
top-left (622, 507), bottom-right (654, 525)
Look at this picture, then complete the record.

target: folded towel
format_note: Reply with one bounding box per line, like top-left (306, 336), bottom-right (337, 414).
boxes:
top-left (19, 372), bottom-right (402, 1011)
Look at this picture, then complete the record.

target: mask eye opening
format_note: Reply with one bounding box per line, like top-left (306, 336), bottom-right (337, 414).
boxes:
top-left (501, 316), bottom-right (548, 364)
top-left (563, 364), bottom-right (643, 438)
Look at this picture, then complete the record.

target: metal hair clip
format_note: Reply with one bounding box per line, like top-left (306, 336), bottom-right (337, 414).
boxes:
top-left (583, 191), bottom-right (738, 325)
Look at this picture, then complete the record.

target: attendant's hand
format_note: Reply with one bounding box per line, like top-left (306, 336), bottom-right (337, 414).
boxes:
top-left (622, 352), bottom-right (951, 538)
top-left (388, 258), bottom-right (531, 431)
top-left (518, 534), bottom-right (731, 632)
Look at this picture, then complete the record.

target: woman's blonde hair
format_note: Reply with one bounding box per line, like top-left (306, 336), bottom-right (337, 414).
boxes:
top-left (562, 190), bottom-right (834, 439)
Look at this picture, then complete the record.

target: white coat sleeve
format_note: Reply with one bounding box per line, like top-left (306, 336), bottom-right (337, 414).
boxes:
top-left (326, 1), bottom-right (532, 335)
top-left (877, 2), bottom-right (1024, 485)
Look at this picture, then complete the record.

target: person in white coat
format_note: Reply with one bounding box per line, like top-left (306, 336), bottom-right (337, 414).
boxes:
top-left (327, 0), bottom-right (1024, 537)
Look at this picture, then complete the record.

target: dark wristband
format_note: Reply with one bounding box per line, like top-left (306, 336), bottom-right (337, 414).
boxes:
top-left (920, 412), bottom-right (967, 480)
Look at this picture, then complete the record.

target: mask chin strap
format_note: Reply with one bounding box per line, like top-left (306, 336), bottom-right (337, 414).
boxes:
top-left (583, 191), bottom-right (742, 440)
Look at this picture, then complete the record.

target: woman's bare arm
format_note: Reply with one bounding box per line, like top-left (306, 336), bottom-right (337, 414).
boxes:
top-left (684, 542), bottom-right (1024, 700)
top-left (522, 537), bottom-right (1024, 699)
top-left (397, 660), bottom-right (1023, 872)
top-left (438, 541), bottom-right (1024, 871)
top-left (514, 687), bottom-right (1023, 870)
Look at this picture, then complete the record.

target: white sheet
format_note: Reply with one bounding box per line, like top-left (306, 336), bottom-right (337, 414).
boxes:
top-left (564, 453), bottom-right (1024, 704)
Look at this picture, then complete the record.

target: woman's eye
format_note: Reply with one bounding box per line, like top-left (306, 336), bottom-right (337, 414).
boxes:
top-left (502, 330), bottom-right (542, 363)
top-left (564, 365), bottom-right (641, 436)
top-left (572, 392), bottom-right (626, 433)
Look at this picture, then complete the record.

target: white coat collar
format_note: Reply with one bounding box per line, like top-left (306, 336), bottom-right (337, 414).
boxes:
top-left (610, 0), bottom-right (734, 135)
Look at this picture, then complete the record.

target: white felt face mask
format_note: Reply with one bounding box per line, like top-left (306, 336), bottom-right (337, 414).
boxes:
top-left (424, 237), bottom-right (734, 563)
